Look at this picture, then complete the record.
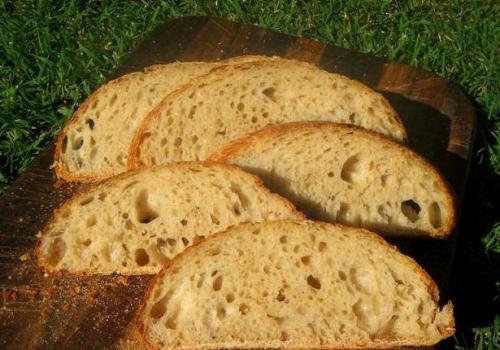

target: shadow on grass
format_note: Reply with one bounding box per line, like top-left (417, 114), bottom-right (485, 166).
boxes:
top-left (446, 104), bottom-right (500, 349)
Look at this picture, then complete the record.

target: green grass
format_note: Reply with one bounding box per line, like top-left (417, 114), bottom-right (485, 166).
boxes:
top-left (1, 0), bottom-right (499, 348)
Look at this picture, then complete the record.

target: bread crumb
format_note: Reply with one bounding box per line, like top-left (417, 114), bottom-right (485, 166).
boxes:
top-left (19, 253), bottom-right (30, 261)
top-left (115, 275), bottom-right (130, 286)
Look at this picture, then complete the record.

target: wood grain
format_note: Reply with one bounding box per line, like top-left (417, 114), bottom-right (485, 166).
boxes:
top-left (0, 16), bottom-right (476, 349)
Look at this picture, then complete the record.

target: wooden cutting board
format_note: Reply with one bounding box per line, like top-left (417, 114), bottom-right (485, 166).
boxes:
top-left (0, 17), bottom-right (475, 349)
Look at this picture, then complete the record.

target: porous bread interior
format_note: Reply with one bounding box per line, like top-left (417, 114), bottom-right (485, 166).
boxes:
top-left (211, 123), bottom-right (453, 237)
top-left (59, 62), bottom-right (214, 176)
top-left (58, 55), bottom-right (267, 179)
top-left (135, 59), bottom-right (405, 167)
top-left (38, 163), bottom-right (303, 275)
top-left (140, 221), bottom-right (454, 349)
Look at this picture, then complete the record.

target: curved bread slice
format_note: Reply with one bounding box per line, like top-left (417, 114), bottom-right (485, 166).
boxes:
top-left (54, 55), bottom-right (267, 182)
top-left (37, 163), bottom-right (303, 275)
top-left (210, 122), bottom-right (455, 237)
top-left (129, 59), bottom-right (407, 168)
top-left (138, 221), bottom-right (454, 349)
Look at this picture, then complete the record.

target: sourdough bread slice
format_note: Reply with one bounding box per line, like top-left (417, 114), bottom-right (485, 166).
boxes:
top-left (129, 58), bottom-right (407, 168)
top-left (37, 163), bottom-right (303, 275)
top-left (210, 122), bottom-right (455, 237)
top-left (54, 56), bottom-right (268, 182)
top-left (138, 220), bottom-right (454, 349)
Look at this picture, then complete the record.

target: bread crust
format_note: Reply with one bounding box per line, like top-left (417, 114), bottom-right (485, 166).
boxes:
top-left (136, 220), bottom-right (455, 350)
top-left (36, 162), bottom-right (305, 275)
top-left (209, 121), bottom-right (456, 238)
top-left (128, 58), bottom-right (407, 170)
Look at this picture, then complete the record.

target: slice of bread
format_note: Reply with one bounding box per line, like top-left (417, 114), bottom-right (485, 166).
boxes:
top-left (129, 59), bottom-right (407, 168)
top-left (54, 56), bottom-right (268, 182)
top-left (138, 220), bottom-right (454, 349)
top-left (210, 122), bottom-right (455, 237)
top-left (36, 163), bottom-right (303, 275)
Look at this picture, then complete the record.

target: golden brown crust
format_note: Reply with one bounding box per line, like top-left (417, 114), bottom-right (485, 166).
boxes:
top-left (209, 121), bottom-right (455, 237)
top-left (37, 162), bottom-right (304, 275)
top-left (136, 220), bottom-right (454, 349)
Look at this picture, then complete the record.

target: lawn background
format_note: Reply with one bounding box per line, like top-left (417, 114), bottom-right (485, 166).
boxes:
top-left (0, 0), bottom-right (498, 348)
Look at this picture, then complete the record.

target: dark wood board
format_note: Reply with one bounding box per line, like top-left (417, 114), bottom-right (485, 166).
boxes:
top-left (0, 17), bottom-right (476, 349)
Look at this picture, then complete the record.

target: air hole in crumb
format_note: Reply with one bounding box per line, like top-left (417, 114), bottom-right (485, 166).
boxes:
top-left (86, 118), bottom-right (95, 129)
top-left (86, 216), bottom-right (96, 227)
top-left (98, 192), bottom-right (107, 201)
top-left (135, 248), bottom-right (149, 266)
top-left (122, 213), bottom-right (129, 219)
top-left (279, 235), bottom-right (287, 244)
top-left (167, 238), bottom-right (176, 246)
top-left (377, 204), bottom-right (391, 222)
top-left (150, 295), bottom-right (168, 319)
top-left (251, 116), bottom-right (258, 123)
top-left (429, 202), bottom-right (442, 228)
top-left (262, 87), bottom-right (277, 102)
top-left (216, 303), bottom-right (226, 319)
top-left (82, 238), bottom-right (91, 246)
top-left (237, 102), bottom-right (244, 111)
top-left (233, 203), bottom-right (241, 216)
top-left (307, 275), bottom-right (321, 289)
top-left (213, 275), bottom-right (223, 291)
top-left (109, 93), bottom-right (118, 106)
top-left (327, 171), bottom-right (334, 177)
top-left (341, 154), bottom-right (363, 184)
top-left (80, 196), bottom-right (94, 206)
top-left (47, 238), bottom-right (66, 266)
top-left (401, 200), bottom-right (421, 223)
top-left (281, 331), bottom-right (289, 341)
top-left (301, 255), bottom-right (311, 266)
top-left (225, 293), bottom-right (235, 303)
top-left (276, 289), bottom-right (286, 302)
top-left (182, 237), bottom-right (189, 246)
top-left (339, 271), bottom-right (347, 281)
top-left (192, 135), bottom-right (199, 144)
top-left (72, 137), bottom-right (84, 150)
top-left (263, 266), bottom-right (271, 274)
top-left (180, 219), bottom-right (188, 226)
top-left (210, 214), bottom-right (220, 225)
top-left (349, 113), bottom-right (356, 123)
top-left (135, 189), bottom-right (159, 224)
top-left (197, 273), bottom-right (205, 288)
top-left (239, 303), bottom-right (250, 315)
top-left (174, 137), bottom-right (182, 147)
top-left (318, 242), bottom-right (327, 252)
top-left (160, 138), bottom-right (167, 146)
